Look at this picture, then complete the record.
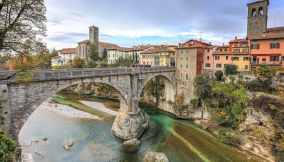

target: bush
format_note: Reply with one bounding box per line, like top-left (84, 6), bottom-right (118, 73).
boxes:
top-left (70, 57), bottom-right (86, 68)
top-left (246, 79), bottom-right (274, 92)
top-left (0, 133), bottom-right (16, 162)
top-left (215, 70), bottom-right (224, 81)
top-left (224, 64), bottom-right (238, 76)
top-left (217, 128), bottom-right (241, 147)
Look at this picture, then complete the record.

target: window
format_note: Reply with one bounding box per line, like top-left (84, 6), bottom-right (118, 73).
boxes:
top-left (243, 57), bottom-right (250, 61)
top-left (282, 56), bottom-right (284, 61)
top-left (207, 56), bottom-right (210, 60)
top-left (205, 63), bottom-right (211, 67)
top-left (186, 74), bottom-right (189, 80)
top-left (215, 56), bottom-right (220, 60)
top-left (262, 58), bottom-right (266, 62)
top-left (259, 7), bottom-right (264, 16)
top-left (270, 56), bottom-right (280, 62)
top-left (226, 56), bottom-right (229, 60)
top-left (232, 57), bottom-right (239, 61)
top-left (252, 8), bottom-right (257, 17)
top-left (245, 65), bottom-right (249, 70)
top-left (270, 42), bottom-right (280, 49)
top-left (216, 64), bottom-right (222, 68)
top-left (251, 42), bottom-right (260, 49)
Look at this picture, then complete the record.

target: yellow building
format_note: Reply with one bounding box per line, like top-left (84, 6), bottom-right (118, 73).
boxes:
top-left (140, 45), bottom-right (176, 66)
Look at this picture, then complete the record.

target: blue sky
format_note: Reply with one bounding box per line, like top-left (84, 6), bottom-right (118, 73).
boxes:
top-left (45, 0), bottom-right (284, 49)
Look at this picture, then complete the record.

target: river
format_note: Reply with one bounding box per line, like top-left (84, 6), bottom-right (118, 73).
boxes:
top-left (19, 100), bottom-right (265, 162)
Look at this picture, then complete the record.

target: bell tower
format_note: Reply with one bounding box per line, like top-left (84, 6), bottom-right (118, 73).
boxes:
top-left (247, 0), bottom-right (269, 36)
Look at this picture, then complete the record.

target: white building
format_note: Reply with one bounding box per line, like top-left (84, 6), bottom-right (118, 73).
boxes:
top-left (51, 48), bottom-right (77, 67)
top-left (107, 46), bottom-right (152, 65)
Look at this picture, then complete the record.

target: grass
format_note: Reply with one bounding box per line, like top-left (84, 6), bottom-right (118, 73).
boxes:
top-left (52, 95), bottom-right (111, 119)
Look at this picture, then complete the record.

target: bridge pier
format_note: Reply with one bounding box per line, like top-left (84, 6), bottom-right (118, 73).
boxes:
top-left (112, 74), bottom-right (149, 141)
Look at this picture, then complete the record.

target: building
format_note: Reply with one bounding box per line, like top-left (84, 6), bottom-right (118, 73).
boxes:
top-left (51, 48), bottom-right (76, 67)
top-left (77, 26), bottom-right (120, 62)
top-left (247, 0), bottom-right (284, 69)
top-left (107, 45), bottom-right (153, 65)
top-left (176, 40), bottom-right (212, 104)
top-left (139, 45), bottom-right (176, 67)
top-left (211, 37), bottom-right (251, 73)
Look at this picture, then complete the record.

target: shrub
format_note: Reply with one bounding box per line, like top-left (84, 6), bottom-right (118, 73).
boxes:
top-left (217, 128), bottom-right (241, 147)
top-left (215, 70), bottom-right (224, 81)
top-left (0, 133), bottom-right (16, 162)
top-left (246, 79), bottom-right (274, 92)
top-left (224, 64), bottom-right (238, 76)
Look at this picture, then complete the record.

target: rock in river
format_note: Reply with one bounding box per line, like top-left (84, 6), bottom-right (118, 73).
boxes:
top-left (122, 138), bottom-right (141, 153)
top-left (112, 110), bottom-right (149, 140)
top-left (143, 151), bottom-right (169, 162)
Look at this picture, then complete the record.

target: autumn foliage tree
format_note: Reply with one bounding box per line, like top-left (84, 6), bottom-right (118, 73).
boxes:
top-left (0, 0), bottom-right (47, 53)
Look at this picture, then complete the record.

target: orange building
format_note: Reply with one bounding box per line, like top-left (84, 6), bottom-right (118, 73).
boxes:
top-left (247, 0), bottom-right (284, 69)
top-left (209, 37), bottom-right (251, 73)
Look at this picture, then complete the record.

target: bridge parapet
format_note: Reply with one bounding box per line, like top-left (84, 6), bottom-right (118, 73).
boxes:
top-left (1, 67), bottom-right (176, 83)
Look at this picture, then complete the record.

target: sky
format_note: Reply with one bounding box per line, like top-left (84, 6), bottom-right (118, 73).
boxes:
top-left (45, 0), bottom-right (284, 49)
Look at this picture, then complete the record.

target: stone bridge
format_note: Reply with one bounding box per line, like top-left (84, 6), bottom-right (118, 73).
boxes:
top-left (0, 67), bottom-right (176, 142)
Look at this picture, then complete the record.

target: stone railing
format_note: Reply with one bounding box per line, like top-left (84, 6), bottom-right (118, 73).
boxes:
top-left (1, 66), bottom-right (176, 83)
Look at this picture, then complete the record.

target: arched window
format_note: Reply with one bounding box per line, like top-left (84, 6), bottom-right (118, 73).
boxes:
top-left (252, 8), bottom-right (257, 17)
top-left (259, 7), bottom-right (264, 16)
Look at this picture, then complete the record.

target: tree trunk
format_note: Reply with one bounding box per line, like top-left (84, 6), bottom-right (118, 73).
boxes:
top-left (201, 101), bottom-right (205, 119)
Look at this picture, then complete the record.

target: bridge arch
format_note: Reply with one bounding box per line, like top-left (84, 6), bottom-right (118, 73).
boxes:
top-left (138, 73), bottom-right (176, 114)
top-left (138, 73), bottom-right (176, 99)
top-left (8, 78), bottom-right (130, 141)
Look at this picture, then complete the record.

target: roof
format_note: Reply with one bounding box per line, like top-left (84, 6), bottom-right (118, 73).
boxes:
top-left (99, 42), bottom-right (120, 50)
top-left (229, 38), bottom-right (248, 44)
top-left (59, 48), bottom-right (76, 54)
top-left (78, 40), bottom-right (89, 44)
top-left (140, 45), bottom-right (176, 54)
top-left (177, 39), bottom-right (212, 49)
top-left (249, 26), bottom-right (284, 40)
top-left (247, 0), bottom-right (269, 6)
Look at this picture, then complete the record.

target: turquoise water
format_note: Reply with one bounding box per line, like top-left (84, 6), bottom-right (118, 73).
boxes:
top-left (19, 105), bottom-right (265, 162)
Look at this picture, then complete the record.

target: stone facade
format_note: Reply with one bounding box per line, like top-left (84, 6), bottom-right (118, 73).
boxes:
top-left (247, 0), bottom-right (269, 37)
top-left (176, 40), bottom-right (212, 104)
top-left (0, 67), bottom-right (176, 142)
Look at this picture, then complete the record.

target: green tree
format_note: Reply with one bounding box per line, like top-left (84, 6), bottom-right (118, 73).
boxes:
top-left (0, 133), bottom-right (16, 162)
top-left (89, 43), bottom-right (99, 67)
top-left (145, 77), bottom-right (165, 106)
top-left (112, 57), bottom-right (134, 67)
top-left (256, 64), bottom-right (275, 79)
top-left (194, 75), bottom-right (212, 119)
top-left (215, 70), bottom-right (224, 81)
top-left (224, 64), bottom-right (238, 76)
top-left (0, 0), bottom-right (47, 53)
top-left (211, 82), bottom-right (248, 128)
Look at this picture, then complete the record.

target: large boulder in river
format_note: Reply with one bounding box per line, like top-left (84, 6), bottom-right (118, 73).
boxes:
top-left (112, 110), bottom-right (149, 140)
top-left (122, 138), bottom-right (141, 153)
top-left (143, 151), bottom-right (169, 162)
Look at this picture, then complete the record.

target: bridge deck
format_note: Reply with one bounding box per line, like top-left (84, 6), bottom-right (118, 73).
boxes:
top-left (0, 67), bottom-right (176, 83)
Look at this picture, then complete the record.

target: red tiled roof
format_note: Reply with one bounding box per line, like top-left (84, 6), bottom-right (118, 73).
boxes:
top-left (178, 39), bottom-right (212, 49)
top-left (141, 45), bottom-right (176, 54)
top-left (249, 26), bottom-right (284, 40)
top-left (59, 48), bottom-right (76, 54)
top-left (99, 42), bottom-right (120, 50)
